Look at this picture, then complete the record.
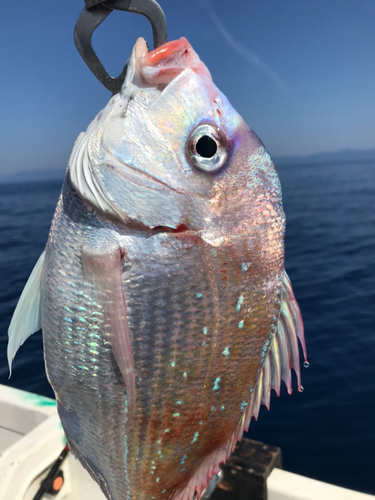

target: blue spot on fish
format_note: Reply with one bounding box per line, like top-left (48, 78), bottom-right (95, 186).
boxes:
top-left (196, 293), bottom-right (203, 299)
top-left (236, 295), bottom-right (244, 311)
top-left (222, 347), bottom-right (230, 357)
top-left (180, 454), bottom-right (187, 465)
top-left (213, 377), bottom-right (221, 391)
top-left (240, 401), bottom-right (248, 411)
top-left (238, 320), bottom-right (244, 329)
top-left (191, 432), bottom-right (199, 443)
top-left (203, 327), bottom-right (208, 335)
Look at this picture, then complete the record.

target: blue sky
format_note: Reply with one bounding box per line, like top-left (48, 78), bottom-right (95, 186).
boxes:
top-left (0, 0), bottom-right (374, 176)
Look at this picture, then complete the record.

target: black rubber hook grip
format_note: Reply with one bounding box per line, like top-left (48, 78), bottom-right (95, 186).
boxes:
top-left (74, 0), bottom-right (168, 93)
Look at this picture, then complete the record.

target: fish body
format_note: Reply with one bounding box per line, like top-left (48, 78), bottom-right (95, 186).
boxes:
top-left (8, 38), bottom-right (306, 500)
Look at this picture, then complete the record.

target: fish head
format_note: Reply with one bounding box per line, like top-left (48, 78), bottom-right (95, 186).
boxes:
top-left (69, 37), bottom-right (284, 237)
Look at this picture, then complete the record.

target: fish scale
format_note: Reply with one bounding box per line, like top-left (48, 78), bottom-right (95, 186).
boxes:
top-left (127, 239), bottom-right (231, 491)
top-left (7, 36), bottom-right (306, 500)
top-left (41, 187), bottom-right (129, 500)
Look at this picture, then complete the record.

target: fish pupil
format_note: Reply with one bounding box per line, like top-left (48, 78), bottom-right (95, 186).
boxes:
top-left (196, 136), bottom-right (217, 158)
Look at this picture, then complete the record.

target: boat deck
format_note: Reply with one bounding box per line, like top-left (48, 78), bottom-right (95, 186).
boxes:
top-left (0, 385), bottom-right (56, 453)
top-left (0, 424), bottom-right (23, 452)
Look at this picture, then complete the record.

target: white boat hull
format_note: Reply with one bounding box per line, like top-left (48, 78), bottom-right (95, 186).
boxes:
top-left (0, 385), bottom-right (371, 500)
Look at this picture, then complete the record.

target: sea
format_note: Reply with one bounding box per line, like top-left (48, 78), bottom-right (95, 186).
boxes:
top-left (0, 160), bottom-right (374, 495)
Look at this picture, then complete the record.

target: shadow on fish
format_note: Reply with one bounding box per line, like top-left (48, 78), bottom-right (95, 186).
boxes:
top-left (7, 17), bottom-right (307, 500)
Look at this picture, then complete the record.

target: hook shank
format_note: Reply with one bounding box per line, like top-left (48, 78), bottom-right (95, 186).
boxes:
top-left (74, 0), bottom-right (168, 93)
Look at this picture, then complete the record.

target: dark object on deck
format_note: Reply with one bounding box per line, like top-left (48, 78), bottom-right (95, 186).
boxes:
top-left (212, 438), bottom-right (282, 500)
top-left (32, 445), bottom-right (69, 500)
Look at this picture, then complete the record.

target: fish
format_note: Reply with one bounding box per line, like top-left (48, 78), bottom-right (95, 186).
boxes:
top-left (8, 37), bottom-right (306, 500)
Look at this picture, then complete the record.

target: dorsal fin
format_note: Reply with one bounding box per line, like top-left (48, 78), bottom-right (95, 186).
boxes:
top-left (171, 270), bottom-right (307, 500)
top-left (7, 251), bottom-right (45, 375)
top-left (243, 270), bottom-right (307, 428)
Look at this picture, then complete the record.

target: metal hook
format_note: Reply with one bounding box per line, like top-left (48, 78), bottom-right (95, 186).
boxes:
top-left (74, 0), bottom-right (168, 94)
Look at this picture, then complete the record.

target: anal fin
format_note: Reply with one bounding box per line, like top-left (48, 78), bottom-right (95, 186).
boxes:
top-left (7, 251), bottom-right (45, 374)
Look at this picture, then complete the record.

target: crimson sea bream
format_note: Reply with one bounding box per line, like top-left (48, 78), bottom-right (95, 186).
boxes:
top-left (8, 37), bottom-right (306, 500)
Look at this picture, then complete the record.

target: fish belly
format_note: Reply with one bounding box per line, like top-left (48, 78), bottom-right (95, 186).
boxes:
top-left (124, 228), bottom-right (283, 499)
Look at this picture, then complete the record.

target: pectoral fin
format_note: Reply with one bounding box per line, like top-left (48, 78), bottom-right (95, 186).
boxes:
top-left (81, 236), bottom-right (136, 417)
top-left (7, 251), bottom-right (45, 374)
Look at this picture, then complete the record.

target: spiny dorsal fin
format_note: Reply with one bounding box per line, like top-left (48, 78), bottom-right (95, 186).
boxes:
top-left (171, 271), bottom-right (307, 500)
top-left (244, 270), bottom-right (307, 428)
top-left (7, 251), bottom-right (45, 375)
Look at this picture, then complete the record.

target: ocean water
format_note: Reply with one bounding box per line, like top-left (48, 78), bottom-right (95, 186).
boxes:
top-left (0, 161), bottom-right (374, 495)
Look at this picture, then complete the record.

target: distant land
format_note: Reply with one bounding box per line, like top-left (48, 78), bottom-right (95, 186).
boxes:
top-left (273, 148), bottom-right (375, 166)
top-left (0, 149), bottom-right (374, 184)
top-left (0, 167), bottom-right (66, 185)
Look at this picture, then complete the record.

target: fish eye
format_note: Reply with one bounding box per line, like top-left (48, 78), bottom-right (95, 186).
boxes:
top-left (187, 124), bottom-right (228, 173)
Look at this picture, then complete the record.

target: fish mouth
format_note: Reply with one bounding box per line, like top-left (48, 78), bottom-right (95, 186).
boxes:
top-left (138, 37), bottom-right (211, 87)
